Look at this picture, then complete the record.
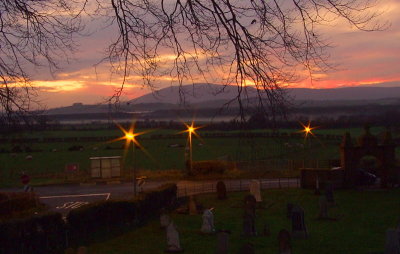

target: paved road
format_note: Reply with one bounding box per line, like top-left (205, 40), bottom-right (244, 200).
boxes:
top-left (2, 178), bottom-right (300, 215)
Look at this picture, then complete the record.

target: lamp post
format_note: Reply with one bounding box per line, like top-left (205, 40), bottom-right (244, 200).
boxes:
top-left (125, 133), bottom-right (138, 196)
top-left (183, 122), bottom-right (201, 175)
top-left (121, 127), bottom-right (145, 196)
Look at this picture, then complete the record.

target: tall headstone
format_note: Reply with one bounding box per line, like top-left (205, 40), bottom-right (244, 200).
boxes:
top-left (238, 243), bottom-right (255, 254)
top-left (249, 180), bottom-right (262, 202)
top-left (242, 195), bottom-right (257, 236)
top-left (318, 195), bottom-right (329, 219)
top-left (278, 229), bottom-right (292, 254)
top-left (77, 246), bottom-right (87, 254)
top-left (216, 181), bottom-right (227, 200)
top-left (263, 223), bottom-right (270, 236)
top-left (201, 208), bottom-right (215, 234)
top-left (160, 209), bottom-right (171, 229)
top-left (165, 221), bottom-right (184, 253)
top-left (188, 195), bottom-right (198, 215)
top-left (385, 229), bottom-right (400, 254)
top-left (65, 248), bottom-right (75, 254)
top-left (286, 203), bottom-right (293, 219)
top-left (324, 182), bottom-right (335, 205)
top-left (215, 231), bottom-right (230, 254)
top-left (291, 205), bottom-right (308, 238)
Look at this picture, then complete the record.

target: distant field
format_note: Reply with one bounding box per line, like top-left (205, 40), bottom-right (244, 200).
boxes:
top-left (0, 126), bottom-right (396, 188)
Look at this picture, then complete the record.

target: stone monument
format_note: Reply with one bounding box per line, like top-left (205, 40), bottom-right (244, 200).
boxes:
top-left (216, 181), bottom-right (227, 200)
top-left (249, 180), bottom-right (262, 202)
top-left (165, 221), bottom-right (184, 253)
top-left (201, 208), bottom-right (215, 234)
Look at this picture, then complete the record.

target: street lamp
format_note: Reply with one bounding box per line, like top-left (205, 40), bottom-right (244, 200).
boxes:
top-left (183, 122), bottom-right (201, 175)
top-left (117, 123), bottom-right (146, 196)
top-left (300, 121), bottom-right (317, 139)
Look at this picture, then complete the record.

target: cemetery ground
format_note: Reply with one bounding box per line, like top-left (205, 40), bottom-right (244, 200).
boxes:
top-left (87, 188), bottom-right (399, 254)
top-left (1, 126), bottom-right (398, 188)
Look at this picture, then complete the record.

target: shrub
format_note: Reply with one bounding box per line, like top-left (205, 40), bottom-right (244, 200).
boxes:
top-left (0, 212), bottom-right (65, 254)
top-left (66, 183), bottom-right (177, 246)
top-left (0, 192), bottom-right (39, 218)
top-left (190, 160), bottom-right (234, 175)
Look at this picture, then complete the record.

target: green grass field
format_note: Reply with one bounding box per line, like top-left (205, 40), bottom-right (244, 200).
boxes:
top-left (0, 126), bottom-right (398, 188)
top-left (87, 188), bottom-right (400, 254)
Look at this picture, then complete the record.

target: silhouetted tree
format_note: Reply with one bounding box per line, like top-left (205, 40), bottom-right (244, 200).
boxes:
top-left (0, 0), bottom-right (83, 124)
top-left (1, 0), bottom-right (385, 122)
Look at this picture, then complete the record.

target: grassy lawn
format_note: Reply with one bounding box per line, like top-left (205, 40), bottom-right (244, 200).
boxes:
top-left (1, 126), bottom-right (397, 188)
top-left (88, 188), bottom-right (399, 254)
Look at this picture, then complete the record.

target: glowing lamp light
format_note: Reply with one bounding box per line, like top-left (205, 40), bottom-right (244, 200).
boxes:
top-left (125, 133), bottom-right (135, 141)
top-left (300, 121), bottom-right (317, 138)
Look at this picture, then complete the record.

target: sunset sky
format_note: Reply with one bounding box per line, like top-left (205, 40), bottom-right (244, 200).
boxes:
top-left (31, 0), bottom-right (400, 108)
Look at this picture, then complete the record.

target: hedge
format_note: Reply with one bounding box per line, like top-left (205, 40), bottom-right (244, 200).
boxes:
top-left (0, 192), bottom-right (39, 218)
top-left (0, 212), bottom-right (65, 254)
top-left (66, 183), bottom-right (177, 246)
top-left (190, 160), bottom-right (235, 175)
top-left (0, 184), bottom-right (177, 253)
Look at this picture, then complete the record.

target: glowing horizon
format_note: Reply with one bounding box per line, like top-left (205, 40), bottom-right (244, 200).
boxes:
top-left (28, 0), bottom-right (400, 108)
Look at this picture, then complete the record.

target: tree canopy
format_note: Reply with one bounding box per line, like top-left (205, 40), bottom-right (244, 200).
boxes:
top-left (0, 0), bottom-right (385, 123)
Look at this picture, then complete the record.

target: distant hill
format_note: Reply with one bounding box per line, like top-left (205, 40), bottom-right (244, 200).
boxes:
top-left (130, 84), bottom-right (400, 104)
top-left (45, 83), bottom-right (400, 115)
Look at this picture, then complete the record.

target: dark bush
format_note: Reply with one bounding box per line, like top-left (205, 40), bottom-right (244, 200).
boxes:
top-left (66, 183), bottom-right (177, 246)
top-left (0, 192), bottom-right (39, 218)
top-left (0, 212), bottom-right (65, 254)
top-left (190, 160), bottom-right (234, 175)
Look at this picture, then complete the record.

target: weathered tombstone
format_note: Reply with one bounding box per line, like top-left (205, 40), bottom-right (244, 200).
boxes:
top-left (65, 248), bottom-right (75, 254)
top-left (278, 229), bottom-right (292, 254)
top-left (243, 195), bottom-right (257, 236)
top-left (238, 243), bottom-right (255, 254)
top-left (165, 221), bottom-right (184, 253)
top-left (201, 208), bottom-right (215, 234)
top-left (324, 182), bottom-right (335, 205)
top-left (215, 231), bottom-right (230, 254)
top-left (249, 180), bottom-right (262, 202)
top-left (314, 176), bottom-right (321, 195)
top-left (291, 205), bottom-right (308, 238)
top-left (216, 181), bottom-right (227, 200)
top-left (188, 195), bottom-right (198, 215)
top-left (77, 246), bottom-right (87, 254)
top-left (160, 209), bottom-right (171, 229)
top-left (286, 203), bottom-right (293, 219)
top-left (318, 195), bottom-right (329, 219)
top-left (385, 229), bottom-right (400, 254)
top-left (263, 223), bottom-right (270, 236)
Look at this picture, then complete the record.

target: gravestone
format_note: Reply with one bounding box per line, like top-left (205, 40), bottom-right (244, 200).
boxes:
top-left (249, 180), bottom-right (262, 202)
top-left (385, 229), bottom-right (400, 254)
top-left (188, 195), bottom-right (198, 215)
top-left (314, 176), bottom-right (321, 195)
top-left (65, 248), bottom-right (75, 254)
top-left (160, 209), bottom-right (171, 229)
top-left (215, 231), bottom-right (230, 254)
top-left (291, 205), bottom-right (308, 238)
top-left (165, 221), bottom-right (184, 253)
top-left (286, 203), bottom-right (294, 219)
top-left (324, 182), bottom-right (335, 205)
top-left (201, 208), bottom-right (215, 234)
top-left (243, 195), bottom-right (257, 236)
top-left (318, 195), bottom-right (328, 219)
top-left (77, 246), bottom-right (87, 254)
top-left (278, 229), bottom-right (292, 254)
top-left (263, 223), bottom-right (270, 236)
top-left (238, 243), bottom-right (255, 254)
top-left (216, 181), bottom-right (227, 200)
